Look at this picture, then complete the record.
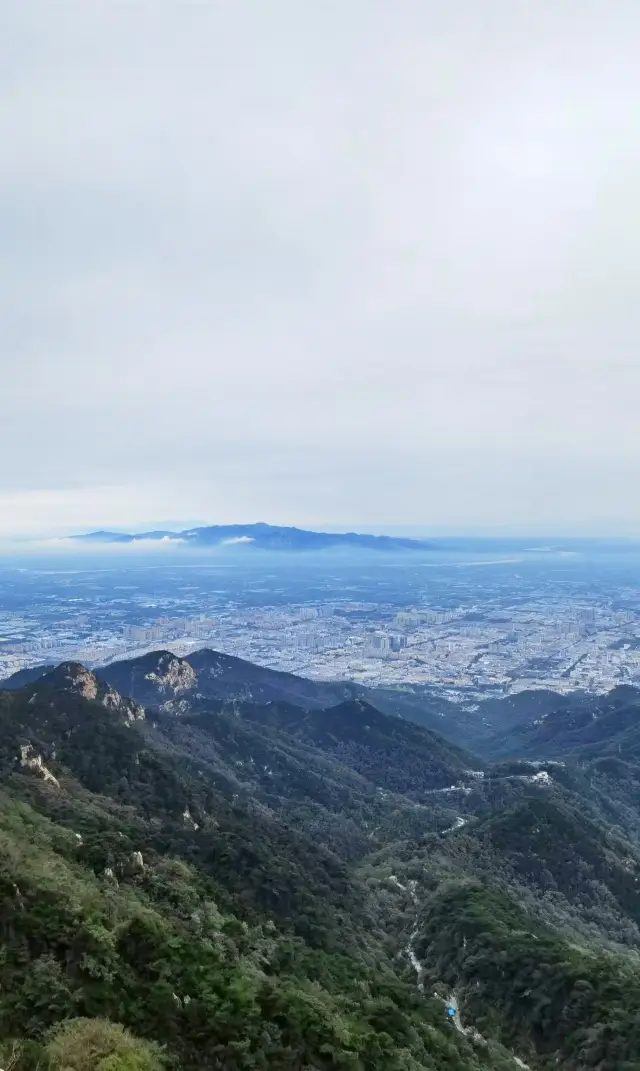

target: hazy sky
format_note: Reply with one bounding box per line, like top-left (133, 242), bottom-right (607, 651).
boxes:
top-left (2, 1), bottom-right (640, 536)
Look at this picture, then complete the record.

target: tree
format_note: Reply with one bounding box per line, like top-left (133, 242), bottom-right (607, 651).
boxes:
top-left (45, 1017), bottom-right (164, 1071)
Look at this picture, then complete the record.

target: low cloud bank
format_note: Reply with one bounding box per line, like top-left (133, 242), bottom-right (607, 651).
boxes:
top-left (0, 536), bottom-right (189, 556)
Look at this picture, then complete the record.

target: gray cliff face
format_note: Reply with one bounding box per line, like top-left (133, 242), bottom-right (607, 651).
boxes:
top-left (143, 655), bottom-right (197, 695)
top-left (36, 663), bottom-right (146, 724)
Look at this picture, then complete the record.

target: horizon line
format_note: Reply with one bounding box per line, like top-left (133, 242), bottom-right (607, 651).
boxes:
top-left (4, 523), bottom-right (640, 543)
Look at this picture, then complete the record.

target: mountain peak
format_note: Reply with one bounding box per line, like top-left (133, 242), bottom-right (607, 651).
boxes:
top-left (44, 661), bottom-right (102, 700)
top-left (36, 662), bottom-right (145, 722)
top-left (141, 651), bottom-right (197, 693)
top-left (100, 647), bottom-right (359, 711)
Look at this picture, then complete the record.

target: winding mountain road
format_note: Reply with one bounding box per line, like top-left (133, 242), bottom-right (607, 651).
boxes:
top-left (395, 874), bottom-right (531, 1070)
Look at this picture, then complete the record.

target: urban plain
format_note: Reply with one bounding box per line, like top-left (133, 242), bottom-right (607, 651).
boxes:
top-left (2, 542), bottom-right (640, 702)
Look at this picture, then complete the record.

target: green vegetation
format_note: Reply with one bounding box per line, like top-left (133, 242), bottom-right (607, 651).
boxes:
top-left (415, 881), bottom-right (640, 1070)
top-left (3, 659), bottom-right (640, 1068)
top-left (46, 1018), bottom-right (165, 1071)
top-left (0, 788), bottom-right (519, 1070)
top-left (0, 676), bottom-right (518, 1070)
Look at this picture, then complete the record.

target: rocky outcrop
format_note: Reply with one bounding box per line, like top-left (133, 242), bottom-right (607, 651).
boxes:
top-left (59, 664), bottom-right (99, 700)
top-left (182, 806), bottom-right (199, 831)
top-left (101, 685), bottom-right (145, 723)
top-left (19, 743), bottom-right (59, 787)
top-left (36, 663), bottom-right (145, 723)
top-left (144, 655), bottom-right (197, 695)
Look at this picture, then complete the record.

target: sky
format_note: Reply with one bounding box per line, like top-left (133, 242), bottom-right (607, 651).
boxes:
top-left (2, 1), bottom-right (640, 538)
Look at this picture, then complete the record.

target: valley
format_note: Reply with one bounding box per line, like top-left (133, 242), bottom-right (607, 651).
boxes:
top-left (2, 644), bottom-right (640, 1067)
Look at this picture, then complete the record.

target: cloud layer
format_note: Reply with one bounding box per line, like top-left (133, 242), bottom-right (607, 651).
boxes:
top-left (2, 2), bottom-right (640, 534)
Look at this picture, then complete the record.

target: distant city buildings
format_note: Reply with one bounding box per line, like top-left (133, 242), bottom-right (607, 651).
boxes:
top-left (394, 609), bottom-right (458, 628)
top-left (394, 612), bottom-right (422, 627)
top-left (123, 617), bottom-right (217, 644)
top-left (295, 631), bottom-right (325, 651)
top-left (4, 577), bottom-right (640, 703)
top-left (366, 632), bottom-right (408, 657)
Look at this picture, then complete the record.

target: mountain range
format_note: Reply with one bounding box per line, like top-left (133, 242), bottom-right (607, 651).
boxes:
top-left (71, 522), bottom-right (432, 552)
top-left (2, 649), bottom-right (640, 1068)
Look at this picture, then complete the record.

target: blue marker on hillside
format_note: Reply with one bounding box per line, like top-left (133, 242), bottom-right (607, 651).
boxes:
top-left (447, 1007), bottom-right (456, 1017)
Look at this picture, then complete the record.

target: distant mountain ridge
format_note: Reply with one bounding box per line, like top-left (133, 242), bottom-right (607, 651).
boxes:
top-left (92, 647), bottom-right (363, 710)
top-left (479, 684), bottom-right (640, 761)
top-left (72, 522), bottom-right (432, 551)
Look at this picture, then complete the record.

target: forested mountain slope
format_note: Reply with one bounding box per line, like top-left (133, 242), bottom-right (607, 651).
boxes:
top-left (477, 685), bottom-right (640, 761)
top-left (414, 881), bottom-right (640, 1070)
top-left (150, 700), bottom-right (463, 859)
top-left (3, 654), bottom-right (640, 1068)
top-left (0, 666), bottom-right (520, 1070)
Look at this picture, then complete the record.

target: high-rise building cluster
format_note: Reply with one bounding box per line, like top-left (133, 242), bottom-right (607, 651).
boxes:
top-left (366, 632), bottom-right (407, 657)
top-left (123, 617), bottom-right (216, 644)
top-left (295, 631), bottom-right (325, 651)
top-left (394, 609), bottom-right (457, 627)
top-left (298, 606), bottom-right (334, 621)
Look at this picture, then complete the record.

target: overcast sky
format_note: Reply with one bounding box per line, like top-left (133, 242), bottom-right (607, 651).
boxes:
top-left (2, 1), bottom-right (640, 537)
